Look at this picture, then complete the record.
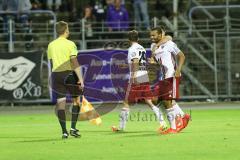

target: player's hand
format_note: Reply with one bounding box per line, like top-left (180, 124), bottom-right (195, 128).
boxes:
top-left (175, 69), bottom-right (181, 77)
top-left (119, 63), bottom-right (128, 69)
top-left (148, 57), bottom-right (156, 64)
top-left (161, 35), bottom-right (172, 44)
top-left (77, 81), bottom-right (84, 90)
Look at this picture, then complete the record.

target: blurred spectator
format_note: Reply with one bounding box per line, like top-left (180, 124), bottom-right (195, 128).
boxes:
top-left (106, 0), bottom-right (124, 5)
top-left (106, 0), bottom-right (125, 5)
top-left (82, 5), bottom-right (96, 48)
top-left (2, 0), bottom-right (32, 50)
top-left (18, 0), bottom-right (32, 25)
top-left (2, 0), bottom-right (32, 32)
top-left (82, 5), bottom-right (95, 39)
top-left (106, 0), bottom-right (129, 32)
top-left (106, 0), bottom-right (114, 6)
top-left (2, 0), bottom-right (32, 17)
top-left (47, 0), bottom-right (62, 11)
top-left (133, 0), bottom-right (150, 30)
top-left (31, 0), bottom-right (42, 10)
top-left (33, 0), bottom-right (48, 10)
top-left (89, 0), bottom-right (107, 22)
top-left (19, 0), bottom-right (32, 12)
top-left (2, 0), bottom-right (17, 11)
top-left (2, 0), bottom-right (18, 41)
top-left (89, 0), bottom-right (125, 25)
top-left (18, 0), bottom-right (33, 50)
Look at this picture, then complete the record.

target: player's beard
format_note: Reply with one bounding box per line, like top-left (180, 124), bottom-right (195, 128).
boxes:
top-left (151, 35), bottom-right (162, 44)
top-left (151, 38), bottom-right (158, 43)
top-left (152, 38), bottom-right (161, 44)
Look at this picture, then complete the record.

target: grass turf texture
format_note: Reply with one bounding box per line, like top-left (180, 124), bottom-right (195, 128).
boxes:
top-left (0, 105), bottom-right (240, 160)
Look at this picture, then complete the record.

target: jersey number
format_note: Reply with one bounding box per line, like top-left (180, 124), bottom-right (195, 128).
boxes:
top-left (139, 51), bottom-right (146, 65)
top-left (138, 51), bottom-right (147, 71)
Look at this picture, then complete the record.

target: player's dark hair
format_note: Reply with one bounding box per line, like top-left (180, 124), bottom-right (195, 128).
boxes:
top-left (151, 26), bottom-right (166, 35)
top-left (56, 21), bottom-right (68, 35)
top-left (128, 30), bottom-right (139, 42)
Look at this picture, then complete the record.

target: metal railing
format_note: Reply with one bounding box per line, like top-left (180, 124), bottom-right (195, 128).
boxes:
top-left (180, 3), bottom-right (240, 100)
top-left (0, 10), bottom-right (56, 52)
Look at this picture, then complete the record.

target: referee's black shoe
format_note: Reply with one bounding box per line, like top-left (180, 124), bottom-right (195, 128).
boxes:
top-left (70, 128), bottom-right (81, 138)
top-left (62, 132), bottom-right (69, 139)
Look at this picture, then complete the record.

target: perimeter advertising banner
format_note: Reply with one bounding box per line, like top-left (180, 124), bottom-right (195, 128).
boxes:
top-left (0, 51), bottom-right (43, 101)
top-left (77, 49), bottom-right (130, 102)
top-left (54, 49), bottom-right (156, 103)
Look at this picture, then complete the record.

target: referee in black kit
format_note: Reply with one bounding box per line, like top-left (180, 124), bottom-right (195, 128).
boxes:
top-left (47, 21), bottom-right (83, 139)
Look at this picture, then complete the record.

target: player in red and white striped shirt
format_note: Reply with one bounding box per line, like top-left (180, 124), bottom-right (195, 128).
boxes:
top-left (149, 27), bottom-right (190, 134)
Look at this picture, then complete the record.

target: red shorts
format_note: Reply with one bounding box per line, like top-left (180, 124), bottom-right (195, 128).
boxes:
top-left (155, 77), bottom-right (180, 100)
top-left (125, 82), bottom-right (153, 103)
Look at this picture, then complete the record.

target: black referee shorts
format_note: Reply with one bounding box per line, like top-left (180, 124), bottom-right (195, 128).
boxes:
top-left (50, 71), bottom-right (83, 99)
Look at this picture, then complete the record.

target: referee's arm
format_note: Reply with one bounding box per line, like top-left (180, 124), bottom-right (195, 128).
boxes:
top-left (70, 55), bottom-right (84, 88)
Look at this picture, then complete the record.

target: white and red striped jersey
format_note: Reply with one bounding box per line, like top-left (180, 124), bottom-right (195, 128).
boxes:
top-left (151, 40), bottom-right (181, 79)
top-left (128, 42), bottom-right (149, 83)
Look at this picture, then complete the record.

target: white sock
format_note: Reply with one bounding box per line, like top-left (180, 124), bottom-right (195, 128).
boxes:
top-left (173, 103), bottom-right (184, 117)
top-left (119, 108), bottom-right (130, 130)
top-left (152, 106), bottom-right (165, 124)
top-left (166, 108), bottom-right (176, 129)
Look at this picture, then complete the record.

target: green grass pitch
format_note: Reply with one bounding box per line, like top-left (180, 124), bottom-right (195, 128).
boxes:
top-left (0, 104), bottom-right (240, 160)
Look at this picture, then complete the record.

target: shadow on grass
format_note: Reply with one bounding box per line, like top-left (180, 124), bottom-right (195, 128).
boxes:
top-left (118, 131), bottom-right (191, 138)
top-left (121, 132), bottom-right (188, 138)
top-left (0, 136), bottom-right (47, 139)
top-left (79, 130), bottom-right (154, 134)
top-left (105, 130), bottom-right (157, 135)
top-left (16, 138), bottom-right (69, 143)
top-left (79, 130), bottom-right (158, 135)
top-left (0, 136), bottom-right (64, 143)
top-left (122, 133), bottom-right (158, 137)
